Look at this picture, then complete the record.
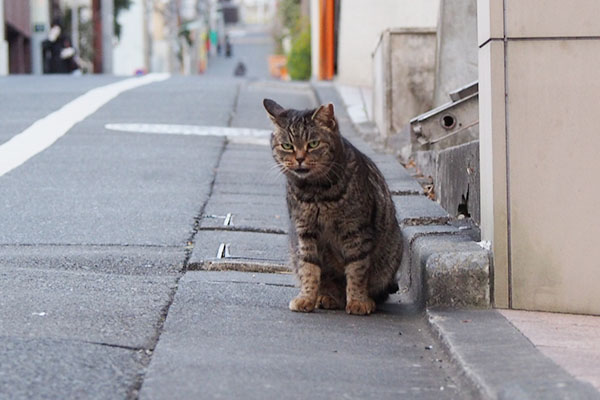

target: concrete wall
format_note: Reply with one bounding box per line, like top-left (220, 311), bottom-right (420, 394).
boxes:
top-left (478, 0), bottom-right (600, 315)
top-left (336, 0), bottom-right (439, 87)
top-left (433, 0), bottom-right (478, 106)
top-left (372, 28), bottom-right (437, 139)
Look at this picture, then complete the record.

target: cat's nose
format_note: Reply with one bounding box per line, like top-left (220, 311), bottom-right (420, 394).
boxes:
top-left (295, 154), bottom-right (306, 164)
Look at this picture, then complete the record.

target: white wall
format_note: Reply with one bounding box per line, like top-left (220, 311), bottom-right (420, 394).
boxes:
top-left (310, 0), bottom-right (320, 80)
top-left (113, 0), bottom-right (145, 75)
top-left (337, 0), bottom-right (439, 86)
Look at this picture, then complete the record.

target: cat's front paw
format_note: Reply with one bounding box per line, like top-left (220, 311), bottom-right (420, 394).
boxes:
top-left (289, 296), bottom-right (317, 312)
top-left (346, 298), bottom-right (376, 315)
top-left (317, 294), bottom-right (344, 310)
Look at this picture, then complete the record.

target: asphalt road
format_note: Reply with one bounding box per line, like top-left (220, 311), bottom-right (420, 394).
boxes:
top-left (0, 29), bottom-right (476, 400)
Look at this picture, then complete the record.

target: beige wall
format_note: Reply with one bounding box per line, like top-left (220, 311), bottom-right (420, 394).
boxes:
top-left (479, 0), bottom-right (600, 314)
top-left (336, 0), bottom-right (439, 87)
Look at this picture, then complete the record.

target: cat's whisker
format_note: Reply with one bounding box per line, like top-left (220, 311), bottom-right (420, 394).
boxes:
top-left (261, 163), bottom-right (288, 182)
top-left (263, 163), bottom-right (283, 177)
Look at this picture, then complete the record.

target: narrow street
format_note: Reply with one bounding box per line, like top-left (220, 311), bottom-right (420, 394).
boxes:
top-left (0, 28), bottom-right (477, 399)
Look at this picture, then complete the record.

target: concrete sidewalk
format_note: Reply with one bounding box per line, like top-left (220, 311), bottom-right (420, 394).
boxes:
top-left (138, 80), bottom-right (600, 399)
top-left (137, 81), bottom-right (477, 399)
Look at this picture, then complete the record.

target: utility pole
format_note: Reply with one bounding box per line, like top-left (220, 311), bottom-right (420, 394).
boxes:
top-left (71, 0), bottom-right (79, 52)
top-left (101, 0), bottom-right (113, 73)
top-left (30, 0), bottom-right (50, 74)
top-left (144, 0), bottom-right (151, 72)
top-left (0, 0), bottom-right (9, 75)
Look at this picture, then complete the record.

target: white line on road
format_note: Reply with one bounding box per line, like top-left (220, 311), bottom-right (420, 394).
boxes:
top-left (104, 123), bottom-right (272, 145)
top-left (0, 73), bottom-right (170, 178)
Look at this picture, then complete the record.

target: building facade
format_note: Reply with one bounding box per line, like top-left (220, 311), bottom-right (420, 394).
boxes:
top-left (4, 0), bottom-right (31, 73)
top-left (478, 0), bottom-right (600, 315)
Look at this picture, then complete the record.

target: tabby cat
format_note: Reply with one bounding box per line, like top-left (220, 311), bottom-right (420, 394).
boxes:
top-left (263, 99), bottom-right (403, 315)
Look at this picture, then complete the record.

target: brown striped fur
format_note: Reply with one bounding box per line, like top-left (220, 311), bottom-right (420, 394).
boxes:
top-left (263, 99), bottom-right (402, 315)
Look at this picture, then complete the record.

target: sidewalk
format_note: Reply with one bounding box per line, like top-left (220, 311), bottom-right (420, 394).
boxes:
top-left (500, 310), bottom-right (600, 392)
top-left (136, 80), bottom-right (600, 399)
top-left (138, 81), bottom-right (476, 399)
top-left (73, 77), bottom-right (599, 399)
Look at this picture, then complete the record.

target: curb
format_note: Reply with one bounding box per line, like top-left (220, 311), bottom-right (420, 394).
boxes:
top-left (311, 81), bottom-right (490, 308)
top-left (426, 308), bottom-right (600, 400)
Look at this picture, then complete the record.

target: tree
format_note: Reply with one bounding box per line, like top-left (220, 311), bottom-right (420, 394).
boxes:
top-left (114, 0), bottom-right (133, 39)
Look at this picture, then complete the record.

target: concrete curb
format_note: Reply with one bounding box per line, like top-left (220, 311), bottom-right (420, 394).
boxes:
top-left (426, 309), bottom-right (600, 400)
top-left (311, 82), bottom-right (490, 308)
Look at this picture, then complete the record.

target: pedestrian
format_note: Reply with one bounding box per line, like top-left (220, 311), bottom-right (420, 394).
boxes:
top-left (42, 20), bottom-right (80, 74)
top-left (225, 35), bottom-right (232, 58)
top-left (234, 61), bottom-right (246, 77)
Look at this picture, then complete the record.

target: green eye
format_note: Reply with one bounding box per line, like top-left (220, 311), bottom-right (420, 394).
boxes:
top-left (281, 143), bottom-right (293, 150)
top-left (308, 140), bottom-right (320, 149)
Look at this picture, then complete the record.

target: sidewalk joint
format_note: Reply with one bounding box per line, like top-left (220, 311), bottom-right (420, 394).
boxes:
top-left (128, 139), bottom-right (229, 399)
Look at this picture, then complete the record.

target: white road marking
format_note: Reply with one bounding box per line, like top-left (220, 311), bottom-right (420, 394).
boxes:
top-left (0, 73), bottom-right (170, 178)
top-left (104, 123), bottom-right (272, 146)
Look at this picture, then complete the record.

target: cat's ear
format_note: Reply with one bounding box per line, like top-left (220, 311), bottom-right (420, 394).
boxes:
top-left (311, 103), bottom-right (336, 130)
top-left (263, 98), bottom-right (285, 125)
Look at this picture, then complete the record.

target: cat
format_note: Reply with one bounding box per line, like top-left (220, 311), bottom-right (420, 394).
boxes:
top-left (263, 98), bottom-right (403, 315)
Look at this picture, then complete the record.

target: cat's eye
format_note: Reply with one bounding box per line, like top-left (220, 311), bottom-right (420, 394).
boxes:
top-left (281, 143), bottom-right (293, 150)
top-left (308, 140), bottom-right (320, 149)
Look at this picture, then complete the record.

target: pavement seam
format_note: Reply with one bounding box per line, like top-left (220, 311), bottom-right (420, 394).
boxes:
top-left (80, 340), bottom-right (147, 353)
top-left (204, 279), bottom-right (295, 288)
top-left (424, 310), bottom-right (494, 400)
top-left (195, 260), bottom-right (290, 274)
top-left (227, 81), bottom-right (243, 127)
top-left (128, 139), bottom-right (228, 399)
top-left (183, 139), bottom-right (229, 273)
top-left (392, 191), bottom-right (432, 197)
top-left (196, 226), bottom-right (287, 235)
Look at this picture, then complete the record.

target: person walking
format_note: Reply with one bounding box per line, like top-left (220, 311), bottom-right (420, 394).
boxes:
top-left (42, 20), bottom-right (79, 74)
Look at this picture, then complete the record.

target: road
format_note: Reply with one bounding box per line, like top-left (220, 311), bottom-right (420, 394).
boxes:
top-left (0, 28), bottom-right (476, 400)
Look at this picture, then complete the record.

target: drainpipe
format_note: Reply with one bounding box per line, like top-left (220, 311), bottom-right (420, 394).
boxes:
top-left (0, 0), bottom-right (9, 75)
top-left (318, 0), bottom-right (334, 80)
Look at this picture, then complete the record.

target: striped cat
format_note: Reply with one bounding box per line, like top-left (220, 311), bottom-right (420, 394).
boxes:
top-left (263, 99), bottom-right (402, 315)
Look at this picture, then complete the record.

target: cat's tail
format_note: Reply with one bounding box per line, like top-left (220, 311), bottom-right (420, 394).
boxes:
top-left (372, 281), bottom-right (400, 304)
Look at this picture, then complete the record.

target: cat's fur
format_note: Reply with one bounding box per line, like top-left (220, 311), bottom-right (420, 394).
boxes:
top-left (263, 99), bottom-right (403, 315)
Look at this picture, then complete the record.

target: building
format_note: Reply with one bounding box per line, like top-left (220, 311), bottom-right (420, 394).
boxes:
top-left (3, 0), bottom-right (32, 73)
top-left (113, 0), bottom-right (145, 75)
top-left (478, 0), bottom-right (600, 315)
top-left (310, 0), bottom-right (439, 85)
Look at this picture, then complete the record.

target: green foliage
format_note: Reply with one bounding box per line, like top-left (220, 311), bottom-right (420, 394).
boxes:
top-left (287, 21), bottom-right (311, 81)
top-left (272, 0), bottom-right (311, 79)
top-left (273, 0), bottom-right (301, 55)
top-left (114, 0), bottom-right (133, 39)
top-left (278, 0), bottom-right (302, 33)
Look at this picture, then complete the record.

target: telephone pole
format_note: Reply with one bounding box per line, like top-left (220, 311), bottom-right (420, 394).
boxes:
top-left (0, 0), bottom-right (9, 75)
top-left (101, 0), bottom-right (113, 73)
